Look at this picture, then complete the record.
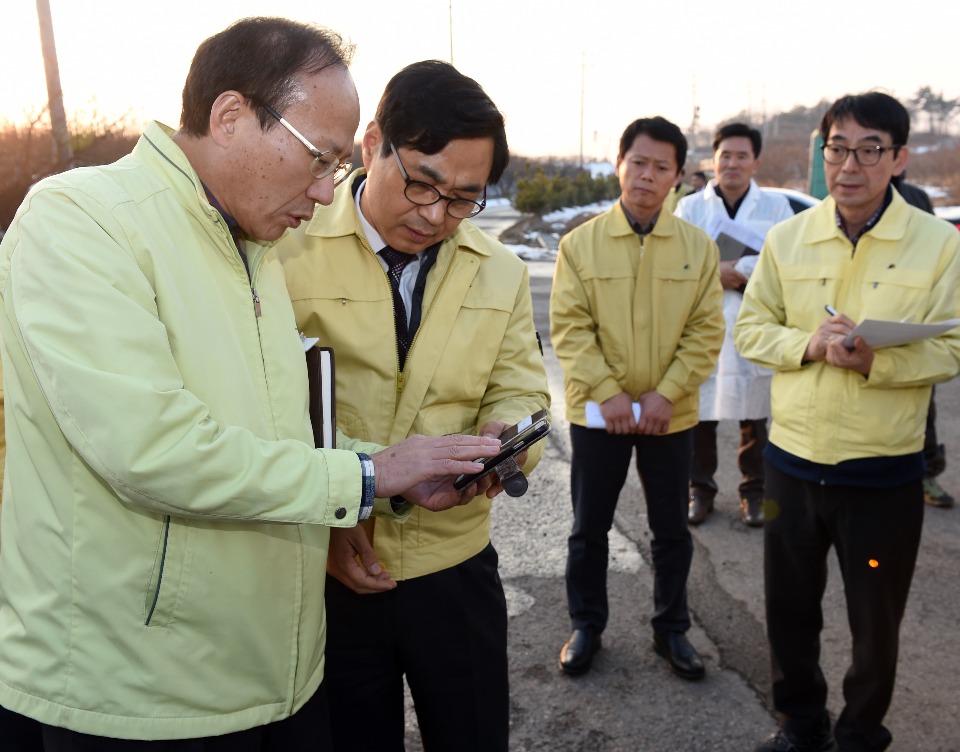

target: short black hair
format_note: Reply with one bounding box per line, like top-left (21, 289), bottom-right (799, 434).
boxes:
top-left (180, 17), bottom-right (354, 136)
top-left (692, 170), bottom-right (708, 181)
top-left (712, 122), bottom-right (762, 157)
top-left (819, 92), bottom-right (909, 152)
top-left (618, 117), bottom-right (686, 173)
top-left (375, 60), bottom-right (509, 185)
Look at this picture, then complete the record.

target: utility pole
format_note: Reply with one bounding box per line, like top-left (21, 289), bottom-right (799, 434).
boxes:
top-left (689, 76), bottom-right (700, 154)
top-left (449, 0), bottom-right (454, 65)
top-left (579, 51), bottom-right (585, 170)
top-left (36, 0), bottom-right (73, 168)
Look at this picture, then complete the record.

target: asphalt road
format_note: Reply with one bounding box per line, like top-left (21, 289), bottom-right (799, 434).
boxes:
top-left (403, 207), bottom-right (960, 751)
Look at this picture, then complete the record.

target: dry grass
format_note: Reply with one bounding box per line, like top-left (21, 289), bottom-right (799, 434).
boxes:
top-left (0, 109), bottom-right (137, 230)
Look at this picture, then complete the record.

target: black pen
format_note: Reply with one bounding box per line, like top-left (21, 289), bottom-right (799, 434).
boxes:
top-left (825, 305), bottom-right (856, 350)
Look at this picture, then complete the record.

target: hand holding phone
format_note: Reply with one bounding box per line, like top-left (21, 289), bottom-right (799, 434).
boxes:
top-left (453, 409), bottom-right (550, 492)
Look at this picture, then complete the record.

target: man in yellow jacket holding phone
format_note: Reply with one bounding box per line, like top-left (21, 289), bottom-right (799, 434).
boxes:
top-left (278, 61), bottom-right (549, 752)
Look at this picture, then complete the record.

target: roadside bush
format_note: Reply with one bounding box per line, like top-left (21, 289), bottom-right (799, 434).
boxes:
top-left (514, 168), bottom-right (619, 214)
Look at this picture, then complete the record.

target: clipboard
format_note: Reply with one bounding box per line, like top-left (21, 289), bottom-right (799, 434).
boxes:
top-left (842, 318), bottom-right (960, 349)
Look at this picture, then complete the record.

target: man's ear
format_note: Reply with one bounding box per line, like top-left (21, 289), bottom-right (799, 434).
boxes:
top-left (361, 121), bottom-right (382, 170)
top-left (208, 91), bottom-right (245, 148)
top-left (892, 145), bottom-right (909, 178)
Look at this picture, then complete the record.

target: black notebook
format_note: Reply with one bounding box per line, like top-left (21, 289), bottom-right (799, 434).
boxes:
top-left (305, 345), bottom-right (336, 449)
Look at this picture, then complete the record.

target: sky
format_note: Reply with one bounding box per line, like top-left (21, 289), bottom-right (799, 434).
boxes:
top-left (3, 0), bottom-right (958, 161)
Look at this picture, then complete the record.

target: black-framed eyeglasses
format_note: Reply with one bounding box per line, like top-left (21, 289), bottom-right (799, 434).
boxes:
top-left (260, 103), bottom-right (352, 185)
top-left (821, 143), bottom-right (900, 167)
top-left (389, 142), bottom-right (486, 219)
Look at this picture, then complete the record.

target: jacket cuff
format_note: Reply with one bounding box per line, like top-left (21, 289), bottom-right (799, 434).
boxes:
top-left (591, 377), bottom-right (623, 406)
top-left (655, 380), bottom-right (683, 405)
top-left (372, 496), bottom-right (413, 521)
top-left (355, 453), bottom-right (376, 521)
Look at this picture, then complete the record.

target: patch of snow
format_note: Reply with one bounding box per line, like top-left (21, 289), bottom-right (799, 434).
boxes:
top-left (503, 243), bottom-right (556, 262)
top-left (919, 184), bottom-right (949, 199)
top-left (585, 161), bottom-right (615, 178)
top-left (542, 199), bottom-right (616, 224)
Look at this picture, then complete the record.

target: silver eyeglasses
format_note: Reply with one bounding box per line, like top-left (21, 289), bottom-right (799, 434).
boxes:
top-left (821, 143), bottom-right (901, 167)
top-left (389, 142), bottom-right (486, 219)
top-left (261, 102), bottom-right (352, 185)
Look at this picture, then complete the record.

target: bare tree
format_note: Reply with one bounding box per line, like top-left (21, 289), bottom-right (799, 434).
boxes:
top-left (908, 86), bottom-right (958, 135)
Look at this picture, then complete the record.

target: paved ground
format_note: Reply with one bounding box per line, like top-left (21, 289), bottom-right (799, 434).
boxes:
top-left (400, 210), bottom-right (960, 751)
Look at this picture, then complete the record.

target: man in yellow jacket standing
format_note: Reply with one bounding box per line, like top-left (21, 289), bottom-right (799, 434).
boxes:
top-left (277, 61), bottom-right (549, 751)
top-left (550, 117), bottom-right (724, 681)
top-left (0, 19), bottom-right (500, 751)
top-left (736, 92), bottom-right (960, 752)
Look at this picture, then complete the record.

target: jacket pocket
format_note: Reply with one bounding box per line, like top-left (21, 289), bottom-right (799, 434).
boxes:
top-left (778, 262), bottom-right (845, 330)
top-left (143, 516), bottom-right (193, 627)
top-left (859, 268), bottom-right (934, 321)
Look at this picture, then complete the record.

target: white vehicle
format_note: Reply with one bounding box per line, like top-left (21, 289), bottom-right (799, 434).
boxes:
top-left (761, 187), bottom-right (820, 214)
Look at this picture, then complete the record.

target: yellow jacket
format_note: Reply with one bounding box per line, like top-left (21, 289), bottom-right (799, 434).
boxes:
top-left (278, 173), bottom-right (550, 580)
top-left (734, 191), bottom-right (960, 463)
top-left (550, 203), bottom-right (724, 429)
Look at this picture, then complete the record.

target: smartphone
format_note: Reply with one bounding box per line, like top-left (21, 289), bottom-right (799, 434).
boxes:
top-left (453, 409), bottom-right (551, 491)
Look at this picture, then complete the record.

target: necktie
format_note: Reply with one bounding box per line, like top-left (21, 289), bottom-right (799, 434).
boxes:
top-left (379, 247), bottom-right (415, 369)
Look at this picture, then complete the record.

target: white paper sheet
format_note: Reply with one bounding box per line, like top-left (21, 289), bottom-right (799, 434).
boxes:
top-left (842, 318), bottom-right (960, 349)
top-left (585, 400), bottom-right (641, 429)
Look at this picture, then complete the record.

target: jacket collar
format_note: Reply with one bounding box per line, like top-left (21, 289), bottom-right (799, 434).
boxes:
top-left (804, 187), bottom-right (909, 246)
top-left (704, 178), bottom-right (760, 215)
top-left (305, 170), bottom-right (492, 258)
top-left (136, 122), bottom-right (277, 253)
top-left (610, 200), bottom-right (677, 239)
top-left (137, 122), bottom-right (209, 211)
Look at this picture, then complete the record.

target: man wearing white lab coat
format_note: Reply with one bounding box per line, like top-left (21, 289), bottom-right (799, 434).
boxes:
top-left (676, 122), bottom-right (793, 526)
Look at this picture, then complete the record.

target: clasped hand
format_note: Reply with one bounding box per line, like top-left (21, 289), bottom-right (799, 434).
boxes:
top-left (600, 390), bottom-right (673, 436)
top-left (805, 312), bottom-right (874, 376)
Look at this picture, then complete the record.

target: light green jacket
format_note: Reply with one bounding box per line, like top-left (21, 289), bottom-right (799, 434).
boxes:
top-left (0, 123), bottom-right (394, 739)
top-left (550, 203), bottom-right (724, 430)
top-left (278, 171), bottom-right (550, 580)
top-left (735, 190), bottom-right (960, 463)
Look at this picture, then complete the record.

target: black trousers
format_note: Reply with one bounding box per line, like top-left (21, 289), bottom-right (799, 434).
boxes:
top-left (763, 463), bottom-right (923, 752)
top-left (922, 388), bottom-right (945, 477)
top-left (324, 543), bottom-right (508, 752)
top-left (691, 418), bottom-right (767, 498)
top-left (1, 684), bottom-right (332, 751)
top-left (566, 424), bottom-right (693, 635)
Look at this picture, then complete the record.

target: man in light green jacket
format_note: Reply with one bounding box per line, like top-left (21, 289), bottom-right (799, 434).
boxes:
top-left (736, 92), bottom-right (960, 752)
top-left (0, 18), bottom-right (500, 750)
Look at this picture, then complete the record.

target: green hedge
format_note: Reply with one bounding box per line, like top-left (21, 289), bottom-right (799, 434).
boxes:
top-left (513, 168), bottom-right (619, 214)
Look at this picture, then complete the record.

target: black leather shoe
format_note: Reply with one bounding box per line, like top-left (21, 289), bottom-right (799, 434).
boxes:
top-left (652, 631), bottom-right (705, 680)
top-left (754, 717), bottom-right (837, 751)
top-left (688, 489), bottom-right (714, 525)
top-left (740, 495), bottom-right (764, 527)
top-left (559, 628), bottom-right (601, 676)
